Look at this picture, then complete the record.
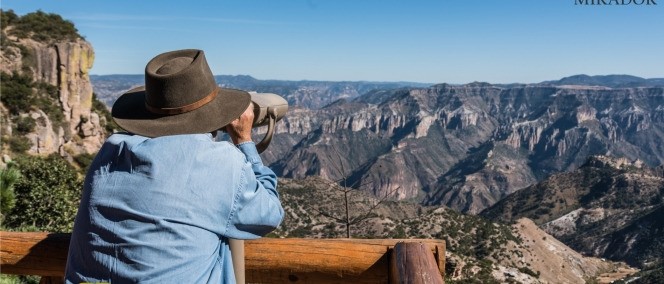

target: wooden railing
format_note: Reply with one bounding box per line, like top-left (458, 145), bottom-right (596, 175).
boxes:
top-left (1, 231), bottom-right (445, 283)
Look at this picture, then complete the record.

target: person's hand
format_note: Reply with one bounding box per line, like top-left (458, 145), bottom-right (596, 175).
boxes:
top-left (226, 103), bottom-right (254, 145)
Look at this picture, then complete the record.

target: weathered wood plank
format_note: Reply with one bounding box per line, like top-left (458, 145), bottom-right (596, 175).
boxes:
top-left (0, 232), bottom-right (69, 277)
top-left (1, 231), bottom-right (445, 283)
top-left (245, 238), bottom-right (391, 283)
top-left (389, 242), bottom-right (444, 284)
top-left (244, 238), bottom-right (445, 283)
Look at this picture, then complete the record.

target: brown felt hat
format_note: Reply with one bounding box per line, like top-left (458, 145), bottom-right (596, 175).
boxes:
top-left (111, 49), bottom-right (251, 137)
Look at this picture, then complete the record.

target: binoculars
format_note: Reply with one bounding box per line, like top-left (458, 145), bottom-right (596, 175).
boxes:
top-left (249, 92), bottom-right (288, 153)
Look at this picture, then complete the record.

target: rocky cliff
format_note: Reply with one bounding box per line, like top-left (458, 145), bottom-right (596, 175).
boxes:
top-left (481, 155), bottom-right (664, 269)
top-left (1, 10), bottom-right (105, 159)
top-left (264, 83), bottom-right (664, 214)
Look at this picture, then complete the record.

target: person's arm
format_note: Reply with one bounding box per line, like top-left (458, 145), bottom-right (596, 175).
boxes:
top-left (224, 104), bottom-right (284, 239)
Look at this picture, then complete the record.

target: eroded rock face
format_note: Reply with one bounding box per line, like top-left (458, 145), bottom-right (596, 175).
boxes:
top-left (24, 109), bottom-right (63, 154)
top-left (266, 84), bottom-right (664, 213)
top-left (1, 35), bottom-right (104, 157)
top-left (482, 155), bottom-right (664, 268)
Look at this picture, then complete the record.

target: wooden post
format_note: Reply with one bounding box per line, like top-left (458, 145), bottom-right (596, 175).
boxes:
top-left (228, 239), bottom-right (245, 284)
top-left (389, 242), bottom-right (444, 284)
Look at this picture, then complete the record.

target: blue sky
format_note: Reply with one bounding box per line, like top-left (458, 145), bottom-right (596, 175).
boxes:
top-left (3, 0), bottom-right (663, 84)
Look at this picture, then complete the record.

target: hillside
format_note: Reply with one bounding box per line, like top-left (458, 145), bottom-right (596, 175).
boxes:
top-left (481, 155), bottom-right (664, 269)
top-left (260, 83), bottom-right (664, 214)
top-left (273, 176), bottom-right (629, 283)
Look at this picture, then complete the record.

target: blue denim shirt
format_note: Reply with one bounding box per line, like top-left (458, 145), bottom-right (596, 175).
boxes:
top-left (65, 133), bottom-right (283, 283)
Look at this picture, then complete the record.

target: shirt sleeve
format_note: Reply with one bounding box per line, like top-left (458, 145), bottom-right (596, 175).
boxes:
top-left (224, 141), bottom-right (284, 239)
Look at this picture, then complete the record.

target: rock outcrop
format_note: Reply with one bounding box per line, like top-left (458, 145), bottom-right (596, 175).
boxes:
top-left (264, 84), bottom-right (664, 214)
top-left (482, 155), bottom-right (664, 268)
top-left (1, 33), bottom-right (104, 157)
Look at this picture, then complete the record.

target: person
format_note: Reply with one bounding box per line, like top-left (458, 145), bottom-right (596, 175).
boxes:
top-left (65, 49), bottom-right (284, 283)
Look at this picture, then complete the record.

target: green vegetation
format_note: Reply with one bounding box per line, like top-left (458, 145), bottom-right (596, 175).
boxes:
top-left (631, 267), bottom-right (664, 284)
top-left (0, 165), bottom-right (20, 221)
top-left (0, 10), bottom-right (19, 57)
top-left (273, 177), bottom-right (533, 283)
top-left (0, 275), bottom-right (40, 284)
top-left (613, 266), bottom-right (664, 284)
top-left (1, 71), bottom-right (65, 132)
top-left (1, 9), bottom-right (19, 29)
top-left (518, 266), bottom-right (541, 278)
top-left (3, 155), bottom-right (82, 232)
top-left (73, 153), bottom-right (96, 173)
top-left (2, 136), bottom-right (33, 154)
top-left (0, 72), bottom-right (35, 115)
top-left (14, 116), bottom-right (36, 135)
top-left (1, 9), bottom-right (82, 43)
top-left (92, 93), bottom-right (119, 135)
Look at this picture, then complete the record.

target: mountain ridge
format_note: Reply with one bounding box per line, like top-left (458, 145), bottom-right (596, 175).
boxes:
top-left (91, 75), bottom-right (664, 215)
top-left (266, 83), bottom-right (664, 214)
top-left (90, 74), bottom-right (431, 109)
top-left (540, 74), bottom-right (664, 88)
top-left (481, 155), bottom-right (664, 269)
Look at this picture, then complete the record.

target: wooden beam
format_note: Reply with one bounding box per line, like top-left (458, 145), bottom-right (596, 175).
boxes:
top-left (1, 231), bottom-right (445, 283)
top-left (0, 232), bottom-right (69, 277)
top-left (389, 242), bottom-right (444, 284)
top-left (244, 238), bottom-right (445, 283)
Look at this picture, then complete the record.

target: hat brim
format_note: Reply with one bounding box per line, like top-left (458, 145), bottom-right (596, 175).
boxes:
top-left (112, 86), bottom-right (251, 137)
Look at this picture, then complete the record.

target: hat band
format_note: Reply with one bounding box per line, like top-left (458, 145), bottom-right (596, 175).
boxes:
top-left (145, 87), bottom-right (219, 115)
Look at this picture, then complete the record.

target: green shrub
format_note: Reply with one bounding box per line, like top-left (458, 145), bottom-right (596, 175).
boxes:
top-left (518, 266), bottom-right (540, 278)
top-left (19, 44), bottom-right (36, 73)
top-left (1, 71), bottom-right (65, 132)
top-left (3, 136), bottom-right (33, 153)
top-left (3, 155), bottom-right (82, 232)
top-left (0, 72), bottom-right (35, 115)
top-left (34, 81), bottom-right (65, 130)
top-left (0, 10), bottom-right (20, 55)
top-left (1, 9), bottom-right (19, 29)
top-left (92, 93), bottom-right (119, 135)
top-left (73, 153), bottom-right (96, 173)
top-left (0, 274), bottom-right (40, 284)
top-left (14, 116), bottom-right (36, 134)
top-left (6, 10), bottom-right (81, 43)
top-left (0, 165), bottom-right (20, 221)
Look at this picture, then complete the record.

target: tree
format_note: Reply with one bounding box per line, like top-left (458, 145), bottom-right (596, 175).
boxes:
top-left (0, 165), bottom-right (20, 222)
top-left (0, 71), bottom-right (36, 115)
top-left (6, 10), bottom-right (81, 42)
top-left (310, 146), bottom-right (398, 238)
top-left (4, 155), bottom-right (82, 232)
top-left (1, 9), bottom-right (19, 30)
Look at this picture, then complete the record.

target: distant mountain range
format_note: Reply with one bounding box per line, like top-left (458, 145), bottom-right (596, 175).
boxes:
top-left (90, 74), bottom-right (431, 109)
top-left (91, 74), bottom-right (664, 109)
top-left (91, 74), bottom-right (664, 214)
top-left (540, 74), bottom-right (664, 88)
